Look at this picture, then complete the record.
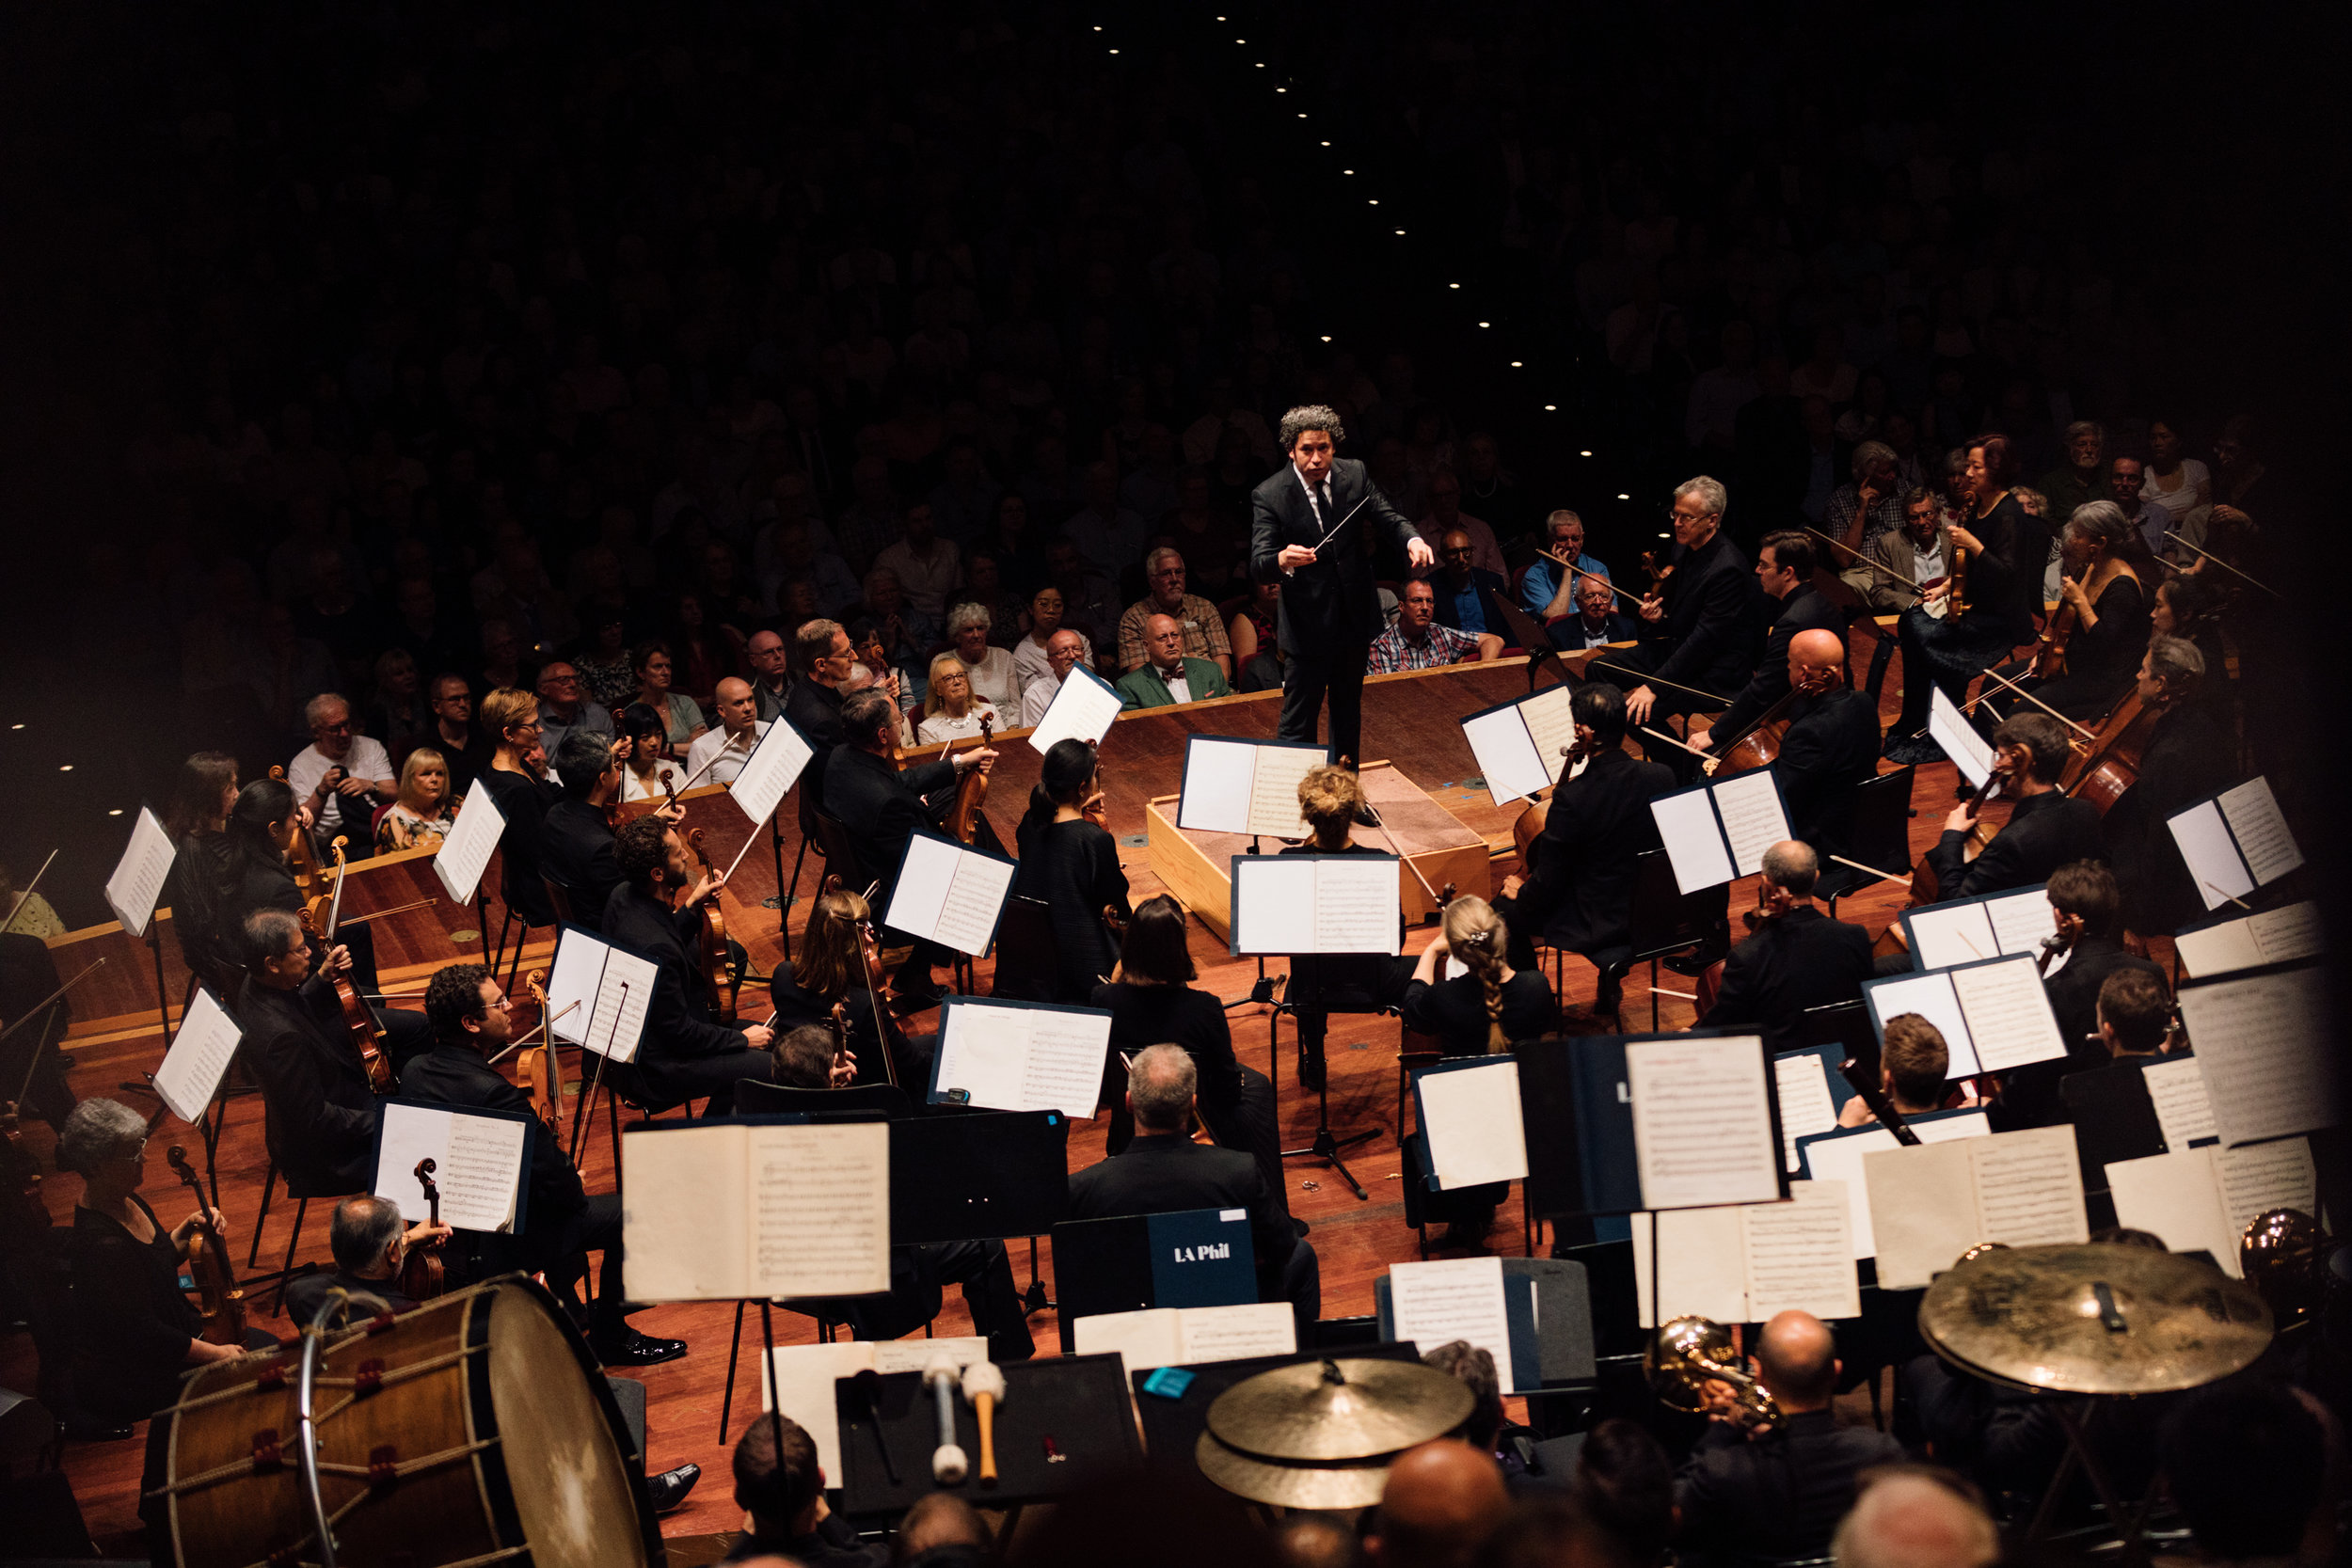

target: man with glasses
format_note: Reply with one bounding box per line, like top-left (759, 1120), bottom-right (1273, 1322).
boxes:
top-left (1526, 508), bottom-right (1613, 619)
top-left (786, 617), bottom-right (862, 816)
top-left (287, 691), bottom-right (395, 861)
top-left (1425, 529), bottom-right (1513, 641)
top-left (1020, 628), bottom-right (1090, 727)
top-left (745, 627), bottom-right (792, 722)
top-left (1116, 547), bottom-right (1232, 680)
top-left (1592, 476), bottom-right (1766, 768)
top-left (425, 674), bottom-right (487, 798)
top-left (534, 661), bottom-right (614, 756)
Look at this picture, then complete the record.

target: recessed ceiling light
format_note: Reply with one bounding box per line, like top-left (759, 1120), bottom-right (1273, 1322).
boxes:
top-left (1321, 335), bottom-right (1332, 342)
top-left (1580, 450), bottom-right (1594, 457)
top-left (59, 764), bottom-right (73, 771)
top-left (1369, 199), bottom-right (1378, 205)
top-left (1393, 229), bottom-right (1406, 235)
top-left (109, 808), bottom-right (123, 816)
top-left (1450, 283), bottom-right (1460, 289)
top-left (1478, 322), bottom-right (1490, 328)
top-left (1320, 140), bottom-right (1330, 147)
top-left (1510, 360), bottom-right (1522, 367)
top-left (1545, 404), bottom-right (1559, 412)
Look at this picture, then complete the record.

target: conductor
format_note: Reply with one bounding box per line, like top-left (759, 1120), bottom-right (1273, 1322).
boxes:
top-left (1250, 404), bottom-right (1437, 764)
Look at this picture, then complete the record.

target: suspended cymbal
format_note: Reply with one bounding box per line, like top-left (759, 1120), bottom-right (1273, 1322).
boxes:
top-left (1919, 1243), bottom-right (2272, 1396)
top-left (1195, 1430), bottom-right (1395, 1510)
top-left (1205, 1357), bottom-right (1474, 1463)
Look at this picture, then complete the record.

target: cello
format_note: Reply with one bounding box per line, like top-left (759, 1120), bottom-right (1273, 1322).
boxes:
top-left (167, 1145), bottom-right (246, 1344)
top-left (1511, 727), bottom-right (1599, 872)
top-left (2058, 684), bottom-right (2162, 811)
top-left (309, 840), bottom-right (394, 1094)
top-left (1906, 758), bottom-right (2008, 909)
top-left (395, 1158), bottom-right (447, 1303)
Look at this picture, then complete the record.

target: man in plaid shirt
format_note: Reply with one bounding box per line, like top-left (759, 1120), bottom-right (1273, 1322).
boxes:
top-left (1366, 578), bottom-right (1502, 673)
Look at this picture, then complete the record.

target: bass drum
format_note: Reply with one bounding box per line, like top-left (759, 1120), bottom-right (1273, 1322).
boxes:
top-left (154, 1276), bottom-right (652, 1568)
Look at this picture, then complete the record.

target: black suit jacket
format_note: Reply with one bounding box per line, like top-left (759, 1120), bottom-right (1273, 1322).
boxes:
top-left (1518, 747), bottom-right (1677, 958)
top-left (787, 679), bottom-right (848, 816)
top-left (822, 746), bottom-right (956, 903)
top-left (1248, 457), bottom-right (1422, 654)
top-left (602, 881), bottom-right (752, 1074)
top-left (1994, 933), bottom-right (2166, 1132)
top-left (1926, 788), bottom-right (2105, 901)
top-left (398, 1041), bottom-right (588, 1225)
top-left (1677, 1409), bottom-right (1907, 1566)
top-left (1697, 908), bottom-right (1875, 1053)
top-left (1771, 688), bottom-right (1883, 862)
top-left (238, 976), bottom-right (381, 1191)
top-left (1068, 1132), bottom-right (1295, 1300)
top-left (1429, 566), bottom-right (1513, 638)
top-left (1634, 531), bottom-right (1765, 699)
top-left (540, 796), bottom-right (623, 932)
top-left (1711, 585), bottom-right (1844, 741)
top-left (1548, 610), bottom-right (1642, 651)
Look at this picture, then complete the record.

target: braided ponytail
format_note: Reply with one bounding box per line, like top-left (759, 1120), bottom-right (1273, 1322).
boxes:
top-left (1442, 895), bottom-right (1512, 1053)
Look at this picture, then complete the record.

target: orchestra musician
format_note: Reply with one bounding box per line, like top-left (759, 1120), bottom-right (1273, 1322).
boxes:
top-left (1280, 765), bottom-right (1412, 1090)
top-left (1833, 1014), bottom-right (1961, 1126)
top-left (1688, 531), bottom-right (1843, 762)
top-left (1493, 685), bottom-right (1676, 1020)
top-left (542, 732), bottom-right (677, 932)
top-left (1886, 435), bottom-right (2047, 766)
top-left (160, 751), bottom-right (243, 990)
top-left (1249, 404), bottom-right (1437, 765)
top-left (1010, 739), bottom-right (1130, 1004)
top-left (1984, 501), bottom-right (2154, 721)
top-left (822, 687), bottom-right (994, 1005)
top-left (785, 617), bottom-right (860, 818)
top-left (2060, 969), bottom-right (2185, 1182)
top-left (1999, 860), bottom-right (2165, 1130)
top-left (1767, 630), bottom-right (1883, 883)
top-left (1922, 714), bottom-right (2104, 901)
top-left (280, 1196), bottom-right (447, 1323)
top-left (213, 775), bottom-right (389, 1002)
top-left (473, 687), bottom-right (561, 932)
top-left (1399, 895), bottom-right (1556, 1053)
top-left (405, 962), bottom-right (687, 1365)
top-left (1696, 842), bottom-right (1874, 1053)
top-left (236, 908), bottom-right (432, 1190)
top-left (2099, 637), bottom-right (2240, 936)
top-left (767, 888), bottom-right (931, 1089)
top-left (603, 816), bottom-right (775, 1113)
top-left (1594, 476), bottom-right (1765, 769)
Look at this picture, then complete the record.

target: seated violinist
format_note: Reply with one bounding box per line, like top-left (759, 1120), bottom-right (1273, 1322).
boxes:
top-left (404, 962), bottom-right (687, 1367)
top-left (215, 775), bottom-right (389, 1002)
top-left (1984, 501), bottom-right (2153, 722)
top-left (2099, 636), bottom-right (2238, 937)
top-left (1010, 739), bottom-right (1130, 1005)
top-left (615, 702), bottom-right (687, 802)
top-left (1697, 842), bottom-right (1874, 1053)
top-left (1923, 713), bottom-right (2103, 901)
top-left (1836, 1014), bottom-right (1964, 1127)
top-left (1688, 531), bottom-right (1842, 769)
top-left (237, 908), bottom-right (432, 1193)
top-left (767, 887), bottom-right (933, 1090)
top-left (542, 731), bottom-right (684, 933)
top-left (282, 1196), bottom-right (450, 1324)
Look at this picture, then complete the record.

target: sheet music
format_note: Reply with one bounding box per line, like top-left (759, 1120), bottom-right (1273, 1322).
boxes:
top-left (1230, 858), bottom-right (1316, 954)
top-left (1026, 664), bottom-right (1123, 753)
top-left (1389, 1256), bottom-right (1518, 1393)
top-left (1865, 1141), bottom-right (1984, 1291)
top-left (728, 717), bottom-right (815, 826)
top-left (1518, 687), bottom-right (1580, 783)
top-left (2217, 1137), bottom-right (2316, 1236)
top-left (374, 1101), bottom-right (528, 1232)
top-left (1462, 705), bottom-right (1550, 806)
top-left (1247, 748), bottom-right (1323, 839)
top-left (2249, 902), bottom-right (2325, 965)
top-left (2177, 967), bottom-right (2341, 1146)
top-left (935, 1001), bottom-right (1107, 1118)
top-left (1742, 1180), bottom-right (1861, 1321)
top-left (2168, 800), bottom-right (2254, 910)
top-left (624, 1125), bottom-right (751, 1300)
top-left (103, 807), bottom-right (177, 939)
top-left (1867, 972), bottom-right (1979, 1078)
top-left (1625, 1035), bottom-right (1783, 1210)
top-left (1311, 859), bottom-right (1404, 953)
top-left (1075, 1303), bottom-right (1297, 1376)
top-left (1419, 1060), bottom-right (1530, 1188)
top-left (1651, 787), bottom-right (1734, 895)
top-left (2106, 1149), bottom-right (2239, 1273)
top-left (1711, 771), bottom-right (1789, 879)
top-left (588, 944), bottom-right (657, 1064)
top-left (153, 988), bottom-right (243, 1125)
top-left (1772, 1053), bottom-right (1840, 1174)
top-left (2173, 916), bottom-right (2267, 980)
top-left (545, 927), bottom-right (607, 1048)
top-left (887, 834), bottom-right (1014, 957)
top-left (1929, 688), bottom-right (1994, 789)
top-left (1906, 904), bottom-right (1999, 971)
top-left (1969, 1125), bottom-right (2089, 1248)
top-left (2217, 777), bottom-right (2303, 887)
top-left (1983, 888), bottom-right (2056, 955)
top-left (432, 784), bottom-right (507, 906)
top-left (750, 1121), bottom-right (890, 1299)
top-left (934, 1004), bottom-right (1029, 1107)
top-left (1802, 1113), bottom-right (1992, 1259)
top-left (1631, 1207), bottom-right (1748, 1327)
top-left (1178, 739), bottom-right (1258, 834)
top-left (2142, 1056), bottom-right (2217, 1148)
top-left (1950, 956), bottom-right (2066, 1072)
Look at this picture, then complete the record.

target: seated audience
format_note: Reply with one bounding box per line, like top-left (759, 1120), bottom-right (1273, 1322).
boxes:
top-left (1365, 1440), bottom-right (1509, 1568)
top-left (632, 639), bottom-right (709, 750)
top-left (1369, 578), bottom-right (1502, 672)
top-left (1526, 508), bottom-right (1612, 618)
top-left (1426, 530), bottom-right (1515, 642)
top-left (1115, 611), bottom-right (1236, 707)
top-left (1830, 1466), bottom-right (2000, 1568)
top-left (1549, 573), bottom-right (1640, 650)
top-left (685, 676), bottom-right (768, 785)
top-left (944, 601), bottom-right (1021, 712)
top-left (1118, 546), bottom-right (1233, 679)
top-left (1018, 627), bottom-right (1090, 727)
top-left (1229, 577), bottom-right (1285, 693)
top-left (288, 691), bottom-right (396, 861)
top-left (534, 660), bottom-right (614, 756)
top-left (375, 746), bottom-right (459, 853)
top-left (915, 653), bottom-right (998, 744)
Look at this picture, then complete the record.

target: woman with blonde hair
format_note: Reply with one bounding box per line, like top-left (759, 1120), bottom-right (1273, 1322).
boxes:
top-left (916, 652), bottom-right (998, 744)
top-left (1401, 895), bottom-right (1556, 1053)
top-left (1281, 765), bottom-right (1409, 1089)
top-left (472, 687), bottom-right (559, 927)
top-left (376, 748), bottom-right (460, 852)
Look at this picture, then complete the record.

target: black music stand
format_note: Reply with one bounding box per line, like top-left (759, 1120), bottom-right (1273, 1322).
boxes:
top-left (1273, 960), bottom-right (1390, 1201)
top-left (1049, 1208), bottom-right (1261, 1353)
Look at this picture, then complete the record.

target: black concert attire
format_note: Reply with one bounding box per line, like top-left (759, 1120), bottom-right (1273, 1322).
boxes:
top-left (0, 933), bottom-right (78, 1133)
top-left (1593, 531), bottom-right (1764, 769)
top-left (1988, 572), bottom-right (2152, 721)
top-left (1492, 748), bottom-right (1677, 983)
top-left (282, 1270), bottom-right (421, 1326)
top-left (163, 832), bottom-right (240, 990)
top-left (1091, 980), bottom-right (1281, 1202)
top-left (2100, 702), bottom-right (2239, 937)
top-left (539, 795), bottom-right (625, 932)
top-left (786, 678), bottom-right (847, 816)
top-left (766, 962), bottom-right (933, 1091)
top-left (1991, 936), bottom-right (2167, 1132)
top-left (1277, 841), bottom-right (1410, 1083)
top-left (1675, 1410), bottom-right (1907, 1568)
top-left (1889, 493), bottom-right (2045, 761)
top-left (399, 1040), bottom-right (636, 1344)
top-left (67, 1197), bottom-right (206, 1424)
top-left (845, 1242), bottom-right (1036, 1366)
top-left (477, 766), bottom-right (560, 927)
top-left (602, 882), bottom-right (772, 1114)
top-left (1399, 971), bottom-right (1558, 1054)
top-left (1012, 816), bottom-right (1131, 1004)
top-left (238, 975), bottom-right (404, 1193)
top-left (823, 743), bottom-right (960, 980)
top-left (213, 840), bottom-right (393, 1006)
top-left (723, 1515), bottom-right (887, 1568)
top-left (1708, 583), bottom-right (1843, 751)
top-left (1068, 1132), bottom-right (1320, 1334)
top-left (1249, 456), bottom-right (1423, 764)
top-left (1772, 688), bottom-right (1886, 888)
top-left (1923, 788), bottom-right (2105, 903)
top-left (1697, 909), bottom-right (1876, 1053)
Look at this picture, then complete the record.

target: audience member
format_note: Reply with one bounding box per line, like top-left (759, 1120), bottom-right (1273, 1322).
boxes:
top-left (1117, 547), bottom-right (1233, 679)
top-left (1370, 578), bottom-right (1502, 672)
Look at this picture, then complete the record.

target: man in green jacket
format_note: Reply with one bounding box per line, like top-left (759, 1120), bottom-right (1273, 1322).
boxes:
top-left (1115, 613), bottom-right (1235, 709)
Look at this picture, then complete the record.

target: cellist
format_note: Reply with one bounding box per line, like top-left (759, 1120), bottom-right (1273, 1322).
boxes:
top-left (1923, 714), bottom-right (2105, 901)
top-left (2097, 637), bottom-right (2238, 937)
top-left (1689, 531), bottom-right (1843, 770)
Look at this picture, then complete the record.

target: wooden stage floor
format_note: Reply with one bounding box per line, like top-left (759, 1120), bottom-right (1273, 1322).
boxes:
top-left (5, 647), bottom-right (2084, 1551)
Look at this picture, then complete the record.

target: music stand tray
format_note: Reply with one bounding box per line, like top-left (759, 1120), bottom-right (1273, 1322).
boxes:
top-left (835, 1354), bottom-right (1141, 1518)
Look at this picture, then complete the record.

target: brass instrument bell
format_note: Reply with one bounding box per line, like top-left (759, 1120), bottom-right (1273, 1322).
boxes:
top-left (1645, 1315), bottom-right (1781, 1430)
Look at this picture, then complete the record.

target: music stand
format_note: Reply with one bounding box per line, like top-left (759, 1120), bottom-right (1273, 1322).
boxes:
top-left (1050, 1209), bottom-right (1259, 1353)
top-left (1275, 958), bottom-right (1389, 1200)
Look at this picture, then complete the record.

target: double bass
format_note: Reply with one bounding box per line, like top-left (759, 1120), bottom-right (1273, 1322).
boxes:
top-left (167, 1145), bottom-right (246, 1344)
top-left (395, 1157), bottom-right (446, 1303)
top-left (307, 840), bottom-right (394, 1094)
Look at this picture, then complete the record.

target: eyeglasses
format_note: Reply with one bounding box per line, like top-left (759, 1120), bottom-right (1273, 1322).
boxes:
top-left (1440, 545), bottom-right (1474, 558)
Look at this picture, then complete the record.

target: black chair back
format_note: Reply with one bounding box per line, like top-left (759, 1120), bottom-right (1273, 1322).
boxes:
top-left (1821, 765), bottom-right (1915, 911)
top-left (735, 1078), bottom-right (916, 1119)
top-left (541, 877), bottom-right (579, 927)
top-left (1626, 848), bottom-right (1719, 963)
top-left (990, 894), bottom-right (1060, 1002)
top-left (811, 810), bottom-right (869, 892)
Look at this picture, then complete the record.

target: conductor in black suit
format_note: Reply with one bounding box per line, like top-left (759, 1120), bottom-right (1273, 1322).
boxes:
top-left (1689, 531), bottom-right (1845, 765)
top-left (1068, 1045), bottom-right (1320, 1335)
top-left (1698, 842), bottom-right (1874, 1053)
top-left (1924, 713), bottom-right (2104, 901)
top-left (1491, 684), bottom-right (1676, 1016)
top-left (1249, 404), bottom-right (1436, 764)
top-left (1595, 476), bottom-right (1764, 768)
top-left (1768, 628), bottom-right (1885, 881)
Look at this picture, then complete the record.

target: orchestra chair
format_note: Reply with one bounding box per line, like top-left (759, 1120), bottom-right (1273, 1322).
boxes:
top-left (1815, 765), bottom-right (1917, 916)
top-left (485, 879), bottom-right (556, 998)
top-left (776, 790), bottom-right (829, 960)
top-left (1543, 847), bottom-right (1723, 1032)
top-left (810, 810), bottom-right (869, 890)
top-left (987, 895), bottom-right (1059, 1004)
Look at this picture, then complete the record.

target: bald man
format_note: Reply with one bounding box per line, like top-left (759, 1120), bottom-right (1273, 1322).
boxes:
top-left (1365, 1440), bottom-right (1510, 1568)
top-left (745, 628), bottom-right (791, 722)
top-left (1831, 1470), bottom-right (1999, 1568)
top-left (1765, 626), bottom-right (1885, 890)
top-left (1677, 1310), bottom-right (1904, 1566)
top-left (1113, 612), bottom-right (1234, 710)
top-left (1698, 840), bottom-right (1875, 1052)
top-left (685, 677), bottom-right (769, 786)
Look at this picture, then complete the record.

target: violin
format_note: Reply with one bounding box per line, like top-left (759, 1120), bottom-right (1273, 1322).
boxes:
top-left (307, 840), bottom-right (394, 1094)
top-left (2033, 542), bottom-right (2105, 680)
top-left (2035, 930), bottom-right (2072, 977)
top-left (167, 1145), bottom-right (247, 1344)
top-left (1638, 548), bottom-right (1676, 595)
top-left (685, 828), bottom-right (737, 1021)
top-left (270, 764), bottom-right (326, 903)
top-left (1905, 760), bottom-right (2010, 907)
top-left (394, 1157), bottom-right (446, 1304)
top-left (515, 968), bottom-right (564, 1135)
top-left (846, 903), bottom-right (903, 1089)
top-left (943, 716), bottom-right (996, 847)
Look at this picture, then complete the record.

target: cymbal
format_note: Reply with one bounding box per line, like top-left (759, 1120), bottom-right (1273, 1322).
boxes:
top-left (1206, 1357), bottom-right (1474, 1463)
top-left (1195, 1430), bottom-right (1394, 1510)
top-left (1919, 1243), bottom-right (2273, 1396)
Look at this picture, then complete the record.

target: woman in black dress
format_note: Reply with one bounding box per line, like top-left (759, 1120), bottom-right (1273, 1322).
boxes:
top-left (1092, 895), bottom-right (1281, 1198)
top-left (1280, 765), bottom-right (1410, 1090)
top-left (471, 687), bottom-right (560, 931)
top-left (1986, 500), bottom-right (2153, 721)
top-left (767, 887), bottom-right (930, 1090)
top-left (1399, 895), bottom-right (1558, 1053)
top-left (1010, 739), bottom-right (1130, 1004)
top-left (161, 751), bottom-right (242, 989)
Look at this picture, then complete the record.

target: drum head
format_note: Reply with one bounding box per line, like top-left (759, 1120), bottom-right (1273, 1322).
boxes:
top-left (485, 1284), bottom-right (644, 1568)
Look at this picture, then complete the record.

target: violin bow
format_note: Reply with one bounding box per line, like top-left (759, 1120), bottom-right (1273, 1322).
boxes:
top-left (2163, 530), bottom-right (2281, 599)
top-left (1585, 662), bottom-right (1733, 708)
top-left (1535, 548), bottom-right (1641, 606)
top-left (4, 848), bottom-right (58, 934)
top-left (1802, 527), bottom-right (1926, 599)
top-left (1971, 666), bottom-right (2098, 740)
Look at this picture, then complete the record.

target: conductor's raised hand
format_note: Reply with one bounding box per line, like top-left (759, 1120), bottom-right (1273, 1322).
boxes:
top-left (1405, 535), bottom-right (1437, 570)
top-left (1278, 544), bottom-right (1319, 571)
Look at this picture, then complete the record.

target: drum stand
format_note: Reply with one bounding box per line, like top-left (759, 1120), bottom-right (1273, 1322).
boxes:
top-left (2026, 1398), bottom-right (2165, 1564)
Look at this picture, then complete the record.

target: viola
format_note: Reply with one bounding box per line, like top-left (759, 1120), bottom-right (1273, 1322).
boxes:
top-left (310, 840), bottom-right (394, 1094)
top-left (685, 828), bottom-right (737, 1022)
top-left (167, 1145), bottom-right (247, 1344)
top-left (515, 968), bottom-right (564, 1136)
top-left (270, 765), bottom-right (326, 903)
top-left (849, 913), bottom-right (903, 1089)
top-left (395, 1157), bottom-right (446, 1304)
top-left (943, 717), bottom-right (996, 847)
top-left (2033, 548), bottom-right (2099, 680)
top-left (2035, 930), bottom-right (2072, 977)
